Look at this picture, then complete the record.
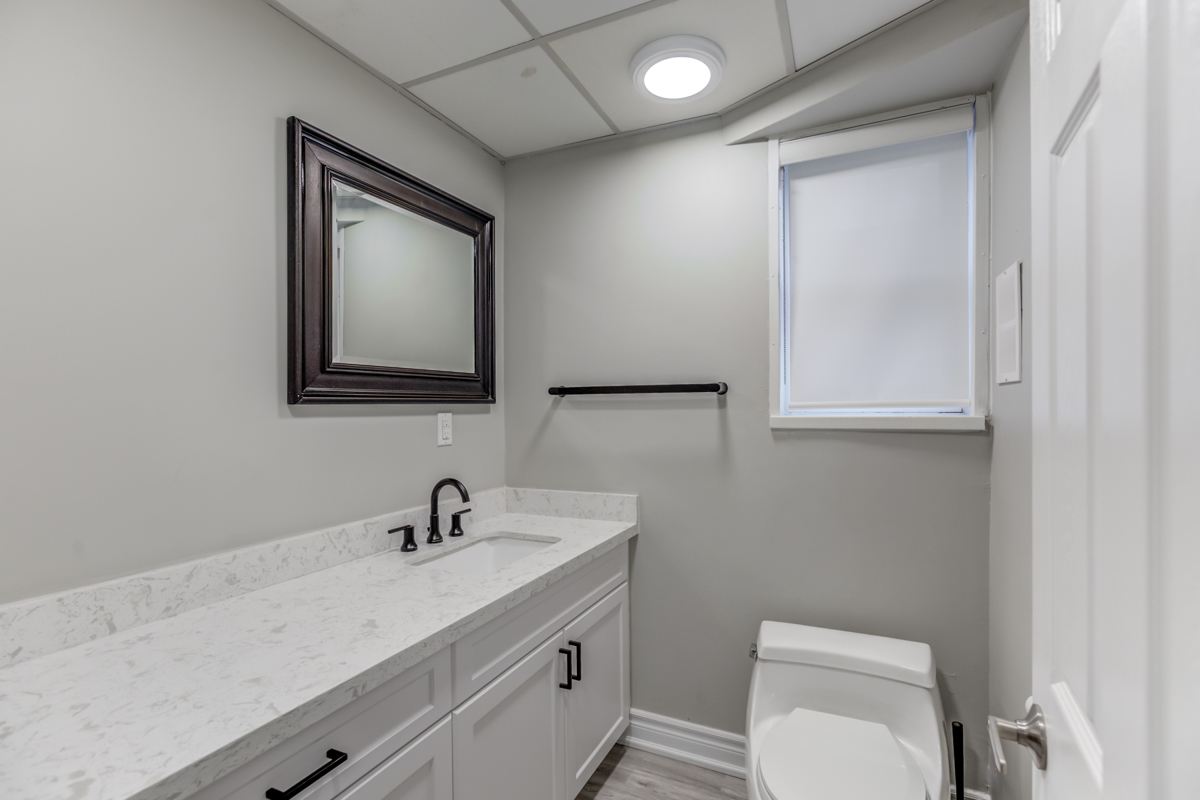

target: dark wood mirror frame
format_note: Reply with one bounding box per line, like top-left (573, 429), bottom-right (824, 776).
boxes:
top-left (287, 117), bottom-right (495, 404)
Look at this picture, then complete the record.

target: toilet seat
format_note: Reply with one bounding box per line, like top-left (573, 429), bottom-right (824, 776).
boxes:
top-left (757, 708), bottom-right (928, 800)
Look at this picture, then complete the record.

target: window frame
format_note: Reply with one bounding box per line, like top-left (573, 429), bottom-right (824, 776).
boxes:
top-left (767, 96), bottom-right (992, 431)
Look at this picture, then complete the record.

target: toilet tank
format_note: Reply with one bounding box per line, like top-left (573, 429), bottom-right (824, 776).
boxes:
top-left (747, 622), bottom-right (949, 800)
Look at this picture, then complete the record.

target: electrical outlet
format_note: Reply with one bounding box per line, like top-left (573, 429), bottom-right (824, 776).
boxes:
top-left (437, 413), bottom-right (452, 447)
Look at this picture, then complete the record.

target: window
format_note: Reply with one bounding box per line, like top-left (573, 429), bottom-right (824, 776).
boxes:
top-left (768, 100), bottom-right (989, 430)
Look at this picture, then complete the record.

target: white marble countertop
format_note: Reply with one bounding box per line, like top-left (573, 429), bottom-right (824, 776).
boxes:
top-left (0, 510), bottom-right (637, 800)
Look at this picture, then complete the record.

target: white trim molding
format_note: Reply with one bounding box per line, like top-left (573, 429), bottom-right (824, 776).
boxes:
top-left (1051, 681), bottom-right (1104, 788)
top-left (779, 102), bottom-right (974, 164)
top-left (770, 414), bottom-right (987, 432)
top-left (767, 95), bottom-right (992, 432)
top-left (619, 708), bottom-right (747, 778)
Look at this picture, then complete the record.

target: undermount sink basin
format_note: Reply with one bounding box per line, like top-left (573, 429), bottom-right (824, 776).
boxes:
top-left (415, 534), bottom-right (558, 576)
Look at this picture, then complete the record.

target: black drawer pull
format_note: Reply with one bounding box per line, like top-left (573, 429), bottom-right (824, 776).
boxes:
top-left (265, 749), bottom-right (348, 800)
top-left (559, 648), bottom-right (574, 690)
top-left (569, 640), bottom-right (582, 681)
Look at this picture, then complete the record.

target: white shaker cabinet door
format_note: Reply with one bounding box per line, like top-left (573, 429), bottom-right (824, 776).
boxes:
top-left (452, 632), bottom-right (568, 800)
top-left (562, 583), bottom-right (630, 799)
top-left (335, 715), bottom-right (452, 800)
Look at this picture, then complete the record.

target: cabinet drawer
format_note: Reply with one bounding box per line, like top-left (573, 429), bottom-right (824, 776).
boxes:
top-left (452, 542), bottom-right (628, 705)
top-left (191, 647), bottom-right (451, 800)
top-left (333, 714), bottom-right (452, 800)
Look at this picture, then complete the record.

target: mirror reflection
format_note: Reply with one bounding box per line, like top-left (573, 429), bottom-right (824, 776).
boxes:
top-left (331, 181), bottom-right (476, 374)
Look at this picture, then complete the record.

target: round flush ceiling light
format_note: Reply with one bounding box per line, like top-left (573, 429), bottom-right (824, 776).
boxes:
top-left (631, 35), bottom-right (725, 102)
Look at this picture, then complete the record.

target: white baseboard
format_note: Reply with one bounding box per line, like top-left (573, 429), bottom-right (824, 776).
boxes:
top-left (619, 708), bottom-right (747, 778)
top-left (618, 707), bottom-right (991, 800)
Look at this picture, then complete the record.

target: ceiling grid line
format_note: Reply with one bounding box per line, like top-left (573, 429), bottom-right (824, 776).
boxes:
top-left (715, 0), bottom-right (953, 121)
top-left (539, 44), bottom-right (623, 134)
top-left (271, 0), bottom-right (1022, 161)
top-left (497, 0), bottom-right (622, 134)
top-left (262, 1), bottom-right (507, 160)
top-left (774, 0), bottom-right (798, 74)
top-left (797, 0), bottom-right (948, 73)
top-left (401, 0), bottom-right (681, 89)
top-left (500, 0), bottom-right (965, 159)
top-left (506, 113), bottom-right (722, 161)
top-left (401, 41), bottom-right (539, 89)
top-left (497, 0), bottom-right (541, 35)
top-left (395, 86), bottom-right (507, 160)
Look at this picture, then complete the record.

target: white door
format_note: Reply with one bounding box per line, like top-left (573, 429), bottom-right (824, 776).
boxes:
top-left (452, 632), bottom-right (568, 800)
top-left (1151, 3), bottom-right (1200, 800)
top-left (1030, 0), bottom-right (1151, 799)
top-left (562, 583), bottom-right (631, 798)
top-left (335, 716), bottom-right (453, 800)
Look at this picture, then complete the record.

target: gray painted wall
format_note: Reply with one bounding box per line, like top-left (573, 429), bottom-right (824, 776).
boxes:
top-left (987, 27), bottom-right (1034, 800)
top-left (503, 123), bottom-right (993, 786)
top-left (0, 0), bottom-right (505, 604)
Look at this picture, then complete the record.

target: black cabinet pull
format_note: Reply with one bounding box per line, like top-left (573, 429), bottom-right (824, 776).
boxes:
top-left (569, 640), bottom-right (582, 681)
top-left (265, 749), bottom-right (348, 800)
top-left (558, 648), bottom-right (574, 690)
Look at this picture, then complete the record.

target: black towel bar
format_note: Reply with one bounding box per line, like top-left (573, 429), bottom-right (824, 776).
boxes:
top-left (548, 382), bottom-right (727, 397)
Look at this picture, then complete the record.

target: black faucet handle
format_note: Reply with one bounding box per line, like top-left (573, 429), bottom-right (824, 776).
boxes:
top-left (389, 524), bottom-right (417, 552)
top-left (449, 509), bottom-right (472, 537)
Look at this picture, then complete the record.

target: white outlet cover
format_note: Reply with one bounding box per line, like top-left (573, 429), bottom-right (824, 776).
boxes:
top-left (437, 413), bottom-right (452, 446)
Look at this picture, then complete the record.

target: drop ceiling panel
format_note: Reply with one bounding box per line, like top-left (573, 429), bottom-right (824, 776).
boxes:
top-left (785, 0), bottom-right (930, 68)
top-left (510, 0), bottom-right (651, 34)
top-left (409, 47), bottom-right (614, 157)
top-left (550, 0), bottom-right (787, 131)
top-left (271, 0), bottom-right (531, 84)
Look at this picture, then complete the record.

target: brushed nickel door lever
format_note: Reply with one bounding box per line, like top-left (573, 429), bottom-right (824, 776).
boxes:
top-left (988, 704), bottom-right (1048, 772)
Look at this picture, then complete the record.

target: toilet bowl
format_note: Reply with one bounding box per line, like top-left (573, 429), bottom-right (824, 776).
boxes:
top-left (746, 621), bottom-right (949, 800)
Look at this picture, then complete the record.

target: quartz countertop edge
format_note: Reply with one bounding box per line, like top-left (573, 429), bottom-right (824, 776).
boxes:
top-left (0, 512), bottom-right (638, 800)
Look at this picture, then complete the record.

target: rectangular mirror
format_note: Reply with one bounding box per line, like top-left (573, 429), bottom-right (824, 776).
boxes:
top-left (288, 118), bottom-right (494, 404)
top-left (331, 181), bottom-right (476, 373)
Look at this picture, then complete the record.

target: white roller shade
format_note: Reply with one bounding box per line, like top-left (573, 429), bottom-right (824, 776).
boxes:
top-left (780, 104), bottom-right (974, 166)
top-left (784, 131), bottom-right (973, 411)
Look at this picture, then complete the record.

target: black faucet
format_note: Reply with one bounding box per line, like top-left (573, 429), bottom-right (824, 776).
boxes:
top-left (428, 478), bottom-right (470, 544)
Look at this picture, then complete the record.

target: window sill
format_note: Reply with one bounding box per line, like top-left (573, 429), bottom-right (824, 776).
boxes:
top-left (769, 415), bottom-right (988, 432)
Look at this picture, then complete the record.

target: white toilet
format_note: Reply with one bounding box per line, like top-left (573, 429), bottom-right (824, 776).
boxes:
top-left (747, 621), bottom-right (949, 800)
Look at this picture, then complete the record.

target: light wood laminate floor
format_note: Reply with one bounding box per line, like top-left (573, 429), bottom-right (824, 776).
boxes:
top-left (577, 744), bottom-right (748, 800)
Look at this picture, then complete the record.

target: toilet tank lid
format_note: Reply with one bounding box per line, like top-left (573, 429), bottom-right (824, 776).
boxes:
top-left (756, 622), bottom-right (936, 688)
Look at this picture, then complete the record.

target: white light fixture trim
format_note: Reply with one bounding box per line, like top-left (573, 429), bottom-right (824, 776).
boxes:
top-left (631, 35), bottom-right (725, 102)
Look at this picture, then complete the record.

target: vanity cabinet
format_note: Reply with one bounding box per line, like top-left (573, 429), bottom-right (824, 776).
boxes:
top-left (562, 583), bottom-right (630, 799)
top-left (450, 544), bottom-right (627, 705)
top-left (188, 543), bottom-right (629, 800)
top-left (189, 648), bottom-right (452, 800)
top-left (452, 582), bottom-right (630, 800)
top-left (452, 634), bottom-right (566, 800)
